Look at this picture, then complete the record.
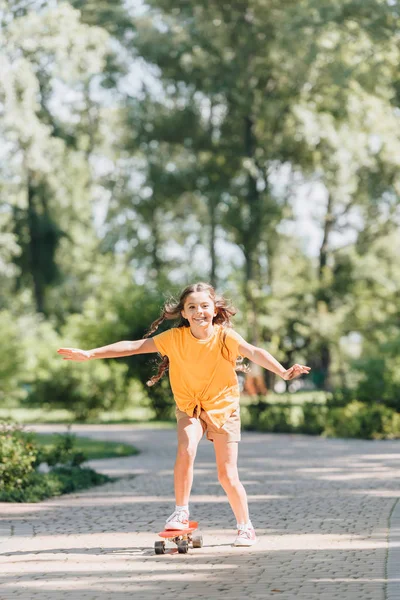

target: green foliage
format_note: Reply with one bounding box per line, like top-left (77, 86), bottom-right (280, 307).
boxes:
top-left (0, 423), bottom-right (112, 502)
top-left (0, 467), bottom-right (110, 503)
top-left (39, 432), bottom-right (86, 468)
top-left (247, 401), bottom-right (294, 434)
top-left (1, 0), bottom-right (400, 422)
top-left (27, 359), bottom-right (136, 422)
top-left (243, 399), bottom-right (400, 439)
top-left (1, 2), bottom-right (111, 315)
top-left (324, 401), bottom-right (400, 440)
top-left (0, 423), bottom-right (39, 492)
top-left (34, 433), bottom-right (139, 459)
top-left (1, 297), bottom-right (150, 421)
top-left (298, 402), bottom-right (328, 436)
top-left (353, 339), bottom-right (400, 412)
top-left (146, 377), bottom-right (175, 421)
top-left (0, 311), bottom-right (26, 402)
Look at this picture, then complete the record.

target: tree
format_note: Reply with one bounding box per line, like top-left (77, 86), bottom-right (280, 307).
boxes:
top-left (0, 2), bottom-right (110, 314)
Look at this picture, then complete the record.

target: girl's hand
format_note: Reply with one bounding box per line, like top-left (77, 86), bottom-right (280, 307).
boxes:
top-left (57, 348), bottom-right (91, 362)
top-left (281, 364), bottom-right (311, 380)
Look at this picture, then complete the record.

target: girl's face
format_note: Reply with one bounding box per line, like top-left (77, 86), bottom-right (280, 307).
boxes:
top-left (181, 291), bottom-right (216, 330)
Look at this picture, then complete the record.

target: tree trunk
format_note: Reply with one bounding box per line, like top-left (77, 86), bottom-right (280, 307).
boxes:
top-left (209, 196), bottom-right (217, 288)
top-left (317, 192), bottom-right (335, 389)
top-left (319, 192), bottom-right (334, 281)
top-left (242, 115), bottom-right (262, 345)
top-left (150, 206), bottom-right (162, 276)
top-left (27, 171), bottom-right (45, 314)
top-left (242, 115), bottom-right (269, 393)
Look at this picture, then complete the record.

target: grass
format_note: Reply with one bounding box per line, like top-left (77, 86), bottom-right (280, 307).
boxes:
top-left (0, 406), bottom-right (175, 427)
top-left (240, 390), bottom-right (330, 406)
top-left (32, 433), bottom-right (139, 460)
top-left (0, 392), bottom-right (330, 431)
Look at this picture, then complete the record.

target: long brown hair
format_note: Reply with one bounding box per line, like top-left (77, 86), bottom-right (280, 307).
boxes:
top-left (144, 282), bottom-right (248, 386)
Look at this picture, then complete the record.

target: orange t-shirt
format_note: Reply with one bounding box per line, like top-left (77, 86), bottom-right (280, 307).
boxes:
top-left (152, 324), bottom-right (243, 428)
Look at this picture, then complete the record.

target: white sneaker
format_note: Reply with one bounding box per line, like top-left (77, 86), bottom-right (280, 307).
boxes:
top-left (165, 509), bottom-right (190, 531)
top-left (233, 528), bottom-right (257, 546)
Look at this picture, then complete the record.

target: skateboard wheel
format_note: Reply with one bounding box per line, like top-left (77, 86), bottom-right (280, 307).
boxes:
top-left (177, 540), bottom-right (188, 554)
top-left (155, 541), bottom-right (166, 554)
top-left (192, 535), bottom-right (203, 548)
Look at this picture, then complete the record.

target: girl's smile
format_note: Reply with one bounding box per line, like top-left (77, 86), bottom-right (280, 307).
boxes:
top-left (181, 291), bottom-right (216, 339)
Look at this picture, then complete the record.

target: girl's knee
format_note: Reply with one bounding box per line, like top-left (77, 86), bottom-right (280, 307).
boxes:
top-left (176, 444), bottom-right (197, 463)
top-left (218, 468), bottom-right (240, 488)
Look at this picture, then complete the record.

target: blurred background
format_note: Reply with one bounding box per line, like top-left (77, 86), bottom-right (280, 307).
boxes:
top-left (1, 0), bottom-right (400, 438)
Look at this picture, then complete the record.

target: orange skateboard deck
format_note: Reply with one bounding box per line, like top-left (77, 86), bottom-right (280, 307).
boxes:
top-left (155, 521), bottom-right (203, 554)
top-left (158, 521), bottom-right (198, 538)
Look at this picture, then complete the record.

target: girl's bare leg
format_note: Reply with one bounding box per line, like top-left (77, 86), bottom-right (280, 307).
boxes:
top-left (213, 438), bottom-right (249, 524)
top-left (174, 416), bottom-right (204, 505)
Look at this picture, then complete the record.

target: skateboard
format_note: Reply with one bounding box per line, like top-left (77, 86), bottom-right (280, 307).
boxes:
top-left (155, 521), bottom-right (203, 554)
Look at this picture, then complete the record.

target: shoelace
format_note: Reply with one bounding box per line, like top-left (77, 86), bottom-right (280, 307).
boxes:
top-left (168, 511), bottom-right (188, 523)
top-left (237, 529), bottom-right (252, 538)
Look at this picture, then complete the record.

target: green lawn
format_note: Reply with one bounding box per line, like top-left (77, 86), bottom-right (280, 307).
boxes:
top-left (32, 433), bottom-right (139, 460)
top-left (0, 406), bottom-right (175, 427)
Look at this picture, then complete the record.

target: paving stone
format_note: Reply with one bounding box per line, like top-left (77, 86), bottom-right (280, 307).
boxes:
top-left (0, 425), bottom-right (399, 600)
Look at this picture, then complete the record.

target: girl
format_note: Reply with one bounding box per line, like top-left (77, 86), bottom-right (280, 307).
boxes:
top-left (57, 282), bottom-right (310, 546)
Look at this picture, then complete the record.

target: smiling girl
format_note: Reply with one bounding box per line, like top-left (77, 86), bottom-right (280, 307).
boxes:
top-left (57, 282), bottom-right (310, 546)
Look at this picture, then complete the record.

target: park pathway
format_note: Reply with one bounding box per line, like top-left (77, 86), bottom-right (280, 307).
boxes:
top-left (0, 425), bottom-right (400, 600)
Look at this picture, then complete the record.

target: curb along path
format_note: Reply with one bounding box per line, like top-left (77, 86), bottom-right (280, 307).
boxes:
top-left (0, 425), bottom-right (400, 600)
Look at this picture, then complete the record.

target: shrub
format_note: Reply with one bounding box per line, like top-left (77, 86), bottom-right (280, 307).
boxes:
top-left (327, 387), bottom-right (355, 408)
top-left (0, 467), bottom-right (110, 502)
top-left (0, 423), bottom-right (39, 492)
top-left (146, 377), bottom-right (175, 421)
top-left (0, 424), bottom-right (112, 502)
top-left (40, 432), bottom-right (86, 467)
top-left (258, 405), bottom-right (294, 433)
top-left (27, 359), bottom-right (138, 421)
top-left (0, 312), bottom-right (27, 403)
top-left (298, 402), bottom-right (327, 435)
top-left (243, 399), bottom-right (400, 439)
top-left (353, 337), bottom-right (400, 411)
top-left (247, 401), bottom-right (294, 433)
top-left (324, 401), bottom-right (400, 440)
top-left (10, 306), bottom-right (150, 422)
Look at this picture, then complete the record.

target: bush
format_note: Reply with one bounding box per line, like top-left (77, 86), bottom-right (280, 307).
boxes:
top-left (146, 377), bottom-right (175, 421)
top-left (40, 432), bottom-right (86, 467)
top-left (0, 423), bottom-right (112, 502)
top-left (0, 306), bottom-right (149, 422)
top-left (0, 311), bottom-right (27, 403)
top-left (298, 402), bottom-right (328, 435)
top-left (0, 423), bottom-right (39, 492)
top-left (258, 405), bottom-right (294, 433)
top-left (0, 467), bottom-right (110, 502)
top-left (247, 401), bottom-right (294, 433)
top-left (327, 387), bottom-right (355, 408)
top-left (26, 359), bottom-right (142, 422)
top-left (353, 337), bottom-right (400, 411)
top-left (242, 399), bottom-right (400, 439)
top-left (324, 401), bottom-right (400, 440)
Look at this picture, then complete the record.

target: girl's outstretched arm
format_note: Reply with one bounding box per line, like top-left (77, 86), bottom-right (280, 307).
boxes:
top-left (238, 340), bottom-right (311, 380)
top-left (57, 338), bottom-right (158, 361)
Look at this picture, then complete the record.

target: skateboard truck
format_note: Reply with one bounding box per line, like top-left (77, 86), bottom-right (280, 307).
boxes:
top-left (155, 521), bottom-right (203, 554)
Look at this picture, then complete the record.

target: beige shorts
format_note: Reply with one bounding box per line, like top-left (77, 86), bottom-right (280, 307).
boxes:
top-left (175, 406), bottom-right (241, 443)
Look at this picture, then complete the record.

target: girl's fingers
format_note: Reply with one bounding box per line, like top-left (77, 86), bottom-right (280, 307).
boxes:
top-left (288, 364), bottom-right (312, 379)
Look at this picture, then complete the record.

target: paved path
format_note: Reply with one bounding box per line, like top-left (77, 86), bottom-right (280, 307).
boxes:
top-left (0, 425), bottom-right (400, 600)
